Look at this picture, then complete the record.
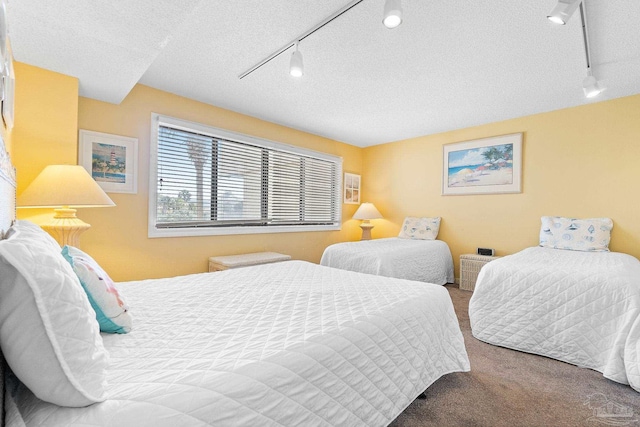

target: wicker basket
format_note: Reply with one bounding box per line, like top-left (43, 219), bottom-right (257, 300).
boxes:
top-left (460, 254), bottom-right (500, 291)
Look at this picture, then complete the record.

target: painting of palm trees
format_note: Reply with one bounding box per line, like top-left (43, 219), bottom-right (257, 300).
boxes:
top-left (442, 133), bottom-right (522, 195)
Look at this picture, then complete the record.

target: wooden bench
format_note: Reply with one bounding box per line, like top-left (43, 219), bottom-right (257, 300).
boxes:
top-left (208, 252), bottom-right (291, 272)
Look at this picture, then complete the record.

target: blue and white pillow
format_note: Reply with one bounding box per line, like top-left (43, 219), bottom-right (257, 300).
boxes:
top-left (398, 217), bottom-right (441, 240)
top-left (62, 246), bottom-right (132, 334)
top-left (539, 216), bottom-right (613, 252)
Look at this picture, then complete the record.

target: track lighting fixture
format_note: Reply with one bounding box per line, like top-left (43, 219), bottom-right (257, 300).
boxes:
top-left (583, 69), bottom-right (605, 98)
top-left (383, 0), bottom-right (403, 29)
top-left (289, 42), bottom-right (304, 77)
top-left (547, 0), bottom-right (581, 25)
top-left (548, 0), bottom-right (605, 99)
top-left (238, 0), bottom-right (402, 79)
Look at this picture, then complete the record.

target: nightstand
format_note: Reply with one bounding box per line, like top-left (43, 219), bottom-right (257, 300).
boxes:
top-left (460, 254), bottom-right (500, 291)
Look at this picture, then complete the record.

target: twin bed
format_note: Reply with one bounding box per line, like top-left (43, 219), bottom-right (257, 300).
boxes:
top-left (0, 141), bottom-right (470, 426)
top-left (321, 216), bottom-right (454, 285)
top-left (320, 238), bottom-right (454, 285)
top-left (470, 218), bottom-right (640, 392)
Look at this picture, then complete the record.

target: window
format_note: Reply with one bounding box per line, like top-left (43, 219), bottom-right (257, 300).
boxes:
top-left (148, 114), bottom-right (342, 237)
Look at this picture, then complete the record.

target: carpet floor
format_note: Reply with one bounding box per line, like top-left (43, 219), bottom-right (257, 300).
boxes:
top-left (390, 285), bottom-right (640, 427)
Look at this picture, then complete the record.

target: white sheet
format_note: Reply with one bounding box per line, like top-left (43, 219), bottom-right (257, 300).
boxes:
top-left (320, 238), bottom-right (454, 285)
top-left (469, 247), bottom-right (640, 391)
top-left (13, 261), bottom-right (469, 426)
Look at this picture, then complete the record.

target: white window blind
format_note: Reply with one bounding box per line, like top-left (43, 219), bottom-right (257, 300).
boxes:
top-left (149, 114), bottom-right (342, 237)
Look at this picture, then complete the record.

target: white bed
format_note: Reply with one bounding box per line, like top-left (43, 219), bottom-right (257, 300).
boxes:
top-left (7, 261), bottom-right (469, 426)
top-left (469, 246), bottom-right (640, 391)
top-left (320, 238), bottom-right (454, 285)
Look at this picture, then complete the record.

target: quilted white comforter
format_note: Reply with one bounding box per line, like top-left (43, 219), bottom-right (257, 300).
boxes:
top-left (320, 238), bottom-right (454, 285)
top-left (469, 247), bottom-right (640, 391)
top-left (13, 261), bottom-right (469, 426)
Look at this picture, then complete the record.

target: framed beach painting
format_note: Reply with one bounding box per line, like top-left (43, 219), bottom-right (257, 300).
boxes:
top-left (442, 133), bottom-right (523, 196)
top-left (344, 172), bottom-right (361, 204)
top-left (79, 130), bottom-right (139, 194)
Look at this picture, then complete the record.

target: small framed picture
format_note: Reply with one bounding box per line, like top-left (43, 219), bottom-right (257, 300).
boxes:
top-left (79, 130), bottom-right (138, 194)
top-left (344, 172), bottom-right (361, 204)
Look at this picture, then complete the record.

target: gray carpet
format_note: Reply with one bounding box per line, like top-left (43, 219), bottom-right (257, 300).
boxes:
top-left (390, 285), bottom-right (640, 427)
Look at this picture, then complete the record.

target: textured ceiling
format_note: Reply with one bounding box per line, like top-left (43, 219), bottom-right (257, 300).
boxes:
top-left (8, 0), bottom-right (640, 147)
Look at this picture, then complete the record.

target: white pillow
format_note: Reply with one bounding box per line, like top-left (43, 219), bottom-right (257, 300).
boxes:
top-left (0, 227), bottom-right (108, 407)
top-left (6, 219), bottom-right (61, 252)
top-left (398, 217), bottom-right (441, 240)
top-left (539, 216), bottom-right (613, 252)
top-left (62, 246), bottom-right (132, 334)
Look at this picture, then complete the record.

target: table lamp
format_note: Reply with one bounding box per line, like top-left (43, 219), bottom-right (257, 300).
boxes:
top-left (17, 165), bottom-right (115, 247)
top-left (352, 202), bottom-right (382, 240)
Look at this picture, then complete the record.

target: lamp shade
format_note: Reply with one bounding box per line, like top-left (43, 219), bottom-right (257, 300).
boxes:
top-left (352, 202), bottom-right (382, 220)
top-left (18, 165), bottom-right (115, 208)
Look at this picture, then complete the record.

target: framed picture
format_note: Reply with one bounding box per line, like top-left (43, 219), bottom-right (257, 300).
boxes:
top-left (79, 130), bottom-right (139, 194)
top-left (344, 172), bottom-right (361, 204)
top-left (442, 133), bottom-right (523, 196)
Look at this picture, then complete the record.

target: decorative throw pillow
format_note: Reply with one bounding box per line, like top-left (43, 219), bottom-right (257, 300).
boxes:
top-left (62, 246), bottom-right (132, 334)
top-left (0, 228), bottom-right (108, 407)
top-left (539, 216), bottom-right (613, 252)
top-left (398, 217), bottom-right (441, 240)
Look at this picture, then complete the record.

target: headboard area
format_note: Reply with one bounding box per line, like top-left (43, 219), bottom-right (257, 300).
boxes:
top-left (0, 135), bottom-right (16, 427)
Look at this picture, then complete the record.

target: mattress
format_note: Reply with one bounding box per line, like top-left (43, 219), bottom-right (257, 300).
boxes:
top-left (320, 238), bottom-right (454, 285)
top-left (12, 261), bottom-right (470, 426)
top-left (469, 247), bottom-right (640, 391)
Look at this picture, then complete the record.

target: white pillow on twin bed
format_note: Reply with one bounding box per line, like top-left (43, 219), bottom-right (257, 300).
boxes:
top-left (539, 216), bottom-right (613, 252)
top-left (398, 216), bottom-right (441, 240)
top-left (0, 223), bottom-right (108, 407)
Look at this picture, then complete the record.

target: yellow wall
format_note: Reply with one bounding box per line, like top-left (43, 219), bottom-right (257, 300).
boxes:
top-left (363, 94), bottom-right (640, 279)
top-left (13, 70), bottom-right (363, 281)
top-left (13, 62), bottom-right (640, 283)
top-left (13, 62), bottom-right (79, 227)
top-left (13, 62), bottom-right (79, 192)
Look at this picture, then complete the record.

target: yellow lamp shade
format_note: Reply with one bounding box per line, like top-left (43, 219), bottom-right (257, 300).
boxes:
top-left (17, 165), bottom-right (115, 247)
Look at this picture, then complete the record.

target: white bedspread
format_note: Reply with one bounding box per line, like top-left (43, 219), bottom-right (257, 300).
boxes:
top-left (320, 238), bottom-right (454, 285)
top-left (469, 247), bottom-right (640, 391)
top-left (13, 261), bottom-right (469, 426)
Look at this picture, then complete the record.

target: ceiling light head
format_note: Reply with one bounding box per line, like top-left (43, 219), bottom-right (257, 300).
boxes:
top-left (383, 0), bottom-right (403, 29)
top-left (583, 71), bottom-right (605, 98)
top-left (547, 0), bottom-right (581, 25)
top-left (289, 42), bottom-right (303, 77)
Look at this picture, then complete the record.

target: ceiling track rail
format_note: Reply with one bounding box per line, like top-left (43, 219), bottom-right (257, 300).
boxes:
top-left (238, 0), bottom-right (366, 80)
